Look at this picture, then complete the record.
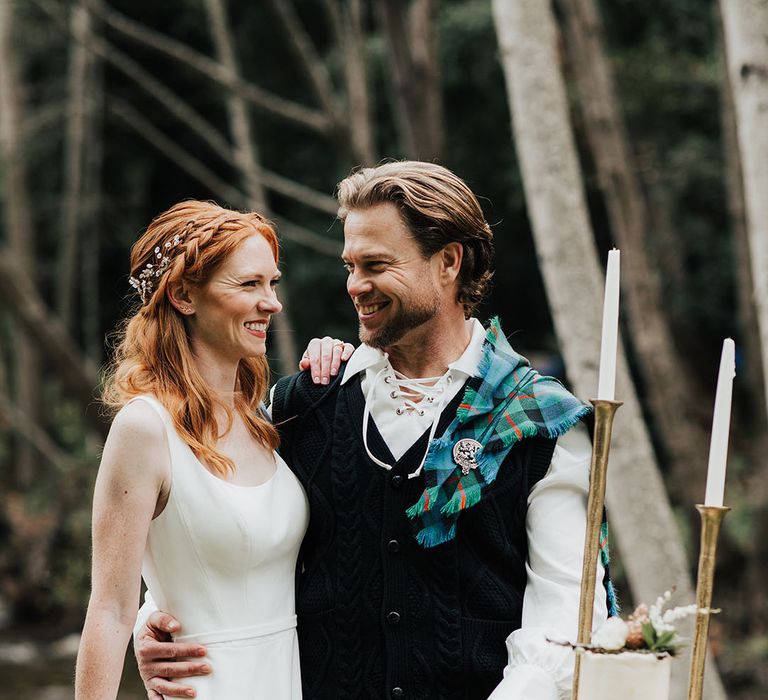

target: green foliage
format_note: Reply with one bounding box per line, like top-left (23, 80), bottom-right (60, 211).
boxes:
top-left (641, 621), bottom-right (679, 655)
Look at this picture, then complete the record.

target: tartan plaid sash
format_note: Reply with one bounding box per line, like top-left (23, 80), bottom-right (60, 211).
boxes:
top-left (405, 317), bottom-right (592, 548)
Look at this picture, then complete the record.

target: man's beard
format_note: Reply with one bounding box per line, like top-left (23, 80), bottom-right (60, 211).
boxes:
top-left (359, 288), bottom-right (441, 350)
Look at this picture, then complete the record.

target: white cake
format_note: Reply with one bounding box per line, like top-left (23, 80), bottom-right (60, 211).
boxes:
top-left (577, 651), bottom-right (671, 699)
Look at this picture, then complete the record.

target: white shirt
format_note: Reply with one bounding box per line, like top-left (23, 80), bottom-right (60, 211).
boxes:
top-left (343, 318), bottom-right (606, 700)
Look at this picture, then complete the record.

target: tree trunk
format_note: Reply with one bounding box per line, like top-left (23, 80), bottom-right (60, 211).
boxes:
top-left (107, 98), bottom-right (342, 257)
top-left (490, 2), bottom-right (725, 698)
top-left (58, 0), bottom-right (103, 362)
top-left (58, 1), bottom-right (91, 330)
top-left (89, 0), bottom-right (332, 135)
top-left (636, 141), bottom-right (690, 314)
top-left (0, 250), bottom-right (105, 437)
top-left (558, 0), bottom-right (711, 509)
top-left (378, 0), bottom-right (443, 159)
top-left (81, 0), bottom-right (104, 363)
top-left (717, 0), bottom-right (768, 635)
top-left (36, 0), bottom-right (342, 220)
top-left (263, 0), bottom-right (361, 161)
top-left (202, 0), bottom-right (298, 374)
top-left (324, 0), bottom-right (376, 164)
top-left (720, 0), bottom-right (768, 422)
top-left (0, 0), bottom-right (41, 488)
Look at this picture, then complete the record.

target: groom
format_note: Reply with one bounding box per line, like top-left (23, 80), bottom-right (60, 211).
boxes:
top-left (135, 161), bottom-right (610, 699)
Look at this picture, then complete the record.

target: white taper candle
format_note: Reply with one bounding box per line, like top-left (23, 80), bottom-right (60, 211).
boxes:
top-left (704, 339), bottom-right (736, 507)
top-left (597, 249), bottom-right (620, 400)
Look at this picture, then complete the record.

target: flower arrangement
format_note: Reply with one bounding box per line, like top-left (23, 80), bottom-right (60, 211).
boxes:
top-left (583, 591), bottom-right (720, 656)
top-left (553, 590), bottom-right (717, 658)
top-left (591, 591), bottom-right (701, 656)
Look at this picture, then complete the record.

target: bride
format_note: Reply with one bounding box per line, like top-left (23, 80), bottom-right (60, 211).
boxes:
top-left (75, 200), bottom-right (345, 699)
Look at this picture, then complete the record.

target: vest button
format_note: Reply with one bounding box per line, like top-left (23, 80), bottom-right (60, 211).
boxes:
top-left (391, 475), bottom-right (403, 489)
top-left (387, 539), bottom-right (400, 553)
top-left (387, 610), bottom-right (401, 625)
top-left (391, 687), bottom-right (404, 698)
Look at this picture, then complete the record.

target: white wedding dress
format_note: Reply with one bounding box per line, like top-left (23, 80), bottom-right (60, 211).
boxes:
top-left (135, 395), bottom-right (308, 699)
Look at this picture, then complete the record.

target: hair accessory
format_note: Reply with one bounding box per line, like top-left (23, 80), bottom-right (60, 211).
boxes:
top-left (128, 228), bottom-right (188, 304)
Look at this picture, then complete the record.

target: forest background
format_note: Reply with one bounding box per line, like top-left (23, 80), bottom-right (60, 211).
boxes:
top-left (0, 0), bottom-right (766, 698)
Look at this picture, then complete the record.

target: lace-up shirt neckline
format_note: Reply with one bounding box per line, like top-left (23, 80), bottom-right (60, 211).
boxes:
top-left (341, 319), bottom-right (486, 477)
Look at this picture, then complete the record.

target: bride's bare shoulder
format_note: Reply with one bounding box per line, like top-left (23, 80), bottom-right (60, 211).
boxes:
top-left (103, 399), bottom-right (168, 468)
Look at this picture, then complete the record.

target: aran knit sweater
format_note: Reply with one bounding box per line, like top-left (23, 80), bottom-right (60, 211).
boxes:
top-left (272, 369), bottom-right (557, 700)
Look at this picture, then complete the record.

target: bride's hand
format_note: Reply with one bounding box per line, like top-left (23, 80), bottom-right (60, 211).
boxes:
top-left (299, 336), bottom-right (355, 384)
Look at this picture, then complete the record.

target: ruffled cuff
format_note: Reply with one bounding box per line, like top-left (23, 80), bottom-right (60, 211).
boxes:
top-left (498, 627), bottom-right (575, 700)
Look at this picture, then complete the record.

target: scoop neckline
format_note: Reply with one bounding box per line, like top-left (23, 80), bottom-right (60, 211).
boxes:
top-left (190, 447), bottom-right (280, 490)
top-left (135, 394), bottom-right (281, 490)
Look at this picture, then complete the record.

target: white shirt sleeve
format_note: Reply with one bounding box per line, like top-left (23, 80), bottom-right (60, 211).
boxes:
top-left (488, 422), bottom-right (607, 700)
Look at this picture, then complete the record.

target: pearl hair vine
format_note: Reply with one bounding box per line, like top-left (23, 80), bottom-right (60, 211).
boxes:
top-left (128, 225), bottom-right (190, 304)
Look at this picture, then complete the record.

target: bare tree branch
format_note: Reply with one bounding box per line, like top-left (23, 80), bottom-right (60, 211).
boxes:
top-left (263, 0), bottom-right (357, 159)
top-left (0, 390), bottom-right (85, 475)
top-left (80, 0), bottom-right (105, 363)
top-left (274, 218), bottom-right (342, 257)
top-left (203, 0), bottom-right (298, 373)
top-left (263, 0), bottom-right (339, 118)
top-left (377, 0), bottom-right (443, 159)
top-left (108, 97), bottom-right (246, 204)
top-left (109, 99), bottom-right (342, 257)
top-left (323, 0), bottom-right (346, 60)
top-left (323, 0), bottom-right (376, 164)
top-left (559, 0), bottom-right (711, 508)
top-left (259, 169), bottom-right (338, 216)
top-left (0, 0), bottom-right (43, 486)
top-left (203, 0), bottom-right (267, 211)
top-left (21, 101), bottom-right (67, 142)
top-left (0, 251), bottom-right (106, 437)
top-left (34, 0), bottom-right (337, 218)
top-left (33, 0), bottom-right (236, 156)
top-left (59, 1), bottom-right (92, 328)
top-left (91, 1), bottom-right (332, 135)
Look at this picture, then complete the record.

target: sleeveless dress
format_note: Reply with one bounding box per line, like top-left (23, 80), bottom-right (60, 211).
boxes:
top-left (134, 396), bottom-right (308, 699)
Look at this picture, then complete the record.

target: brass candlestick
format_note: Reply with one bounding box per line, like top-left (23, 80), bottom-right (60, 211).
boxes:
top-left (572, 398), bottom-right (622, 700)
top-left (687, 504), bottom-right (729, 700)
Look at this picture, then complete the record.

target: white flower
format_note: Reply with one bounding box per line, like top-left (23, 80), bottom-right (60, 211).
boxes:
top-left (649, 590), bottom-right (675, 634)
top-left (662, 604), bottom-right (698, 625)
top-left (591, 617), bottom-right (629, 650)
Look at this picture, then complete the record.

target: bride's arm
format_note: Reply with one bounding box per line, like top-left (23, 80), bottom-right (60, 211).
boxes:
top-left (75, 401), bottom-right (169, 700)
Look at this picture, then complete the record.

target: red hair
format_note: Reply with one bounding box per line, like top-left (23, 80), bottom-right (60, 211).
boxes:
top-left (103, 200), bottom-right (280, 475)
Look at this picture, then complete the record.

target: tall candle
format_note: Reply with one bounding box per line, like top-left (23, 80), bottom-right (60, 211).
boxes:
top-left (704, 339), bottom-right (736, 506)
top-left (597, 249), bottom-right (620, 400)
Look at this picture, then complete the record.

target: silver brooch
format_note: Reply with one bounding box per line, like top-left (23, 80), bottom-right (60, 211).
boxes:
top-left (452, 438), bottom-right (482, 476)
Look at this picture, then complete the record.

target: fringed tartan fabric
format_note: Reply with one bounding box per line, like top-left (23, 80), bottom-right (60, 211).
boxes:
top-left (601, 518), bottom-right (620, 617)
top-left (405, 317), bottom-right (591, 547)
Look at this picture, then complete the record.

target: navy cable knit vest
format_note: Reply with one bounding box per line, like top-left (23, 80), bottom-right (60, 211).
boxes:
top-left (272, 369), bottom-right (557, 700)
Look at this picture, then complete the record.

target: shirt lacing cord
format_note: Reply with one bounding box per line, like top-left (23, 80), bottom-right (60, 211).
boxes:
top-left (362, 358), bottom-right (453, 479)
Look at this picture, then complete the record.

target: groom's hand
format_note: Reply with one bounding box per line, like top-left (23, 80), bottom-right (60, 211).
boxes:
top-left (135, 610), bottom-right (211, 699)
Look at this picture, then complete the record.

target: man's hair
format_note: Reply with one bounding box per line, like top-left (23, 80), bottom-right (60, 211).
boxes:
top-left (336, 161), bottom-right (494, 317)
